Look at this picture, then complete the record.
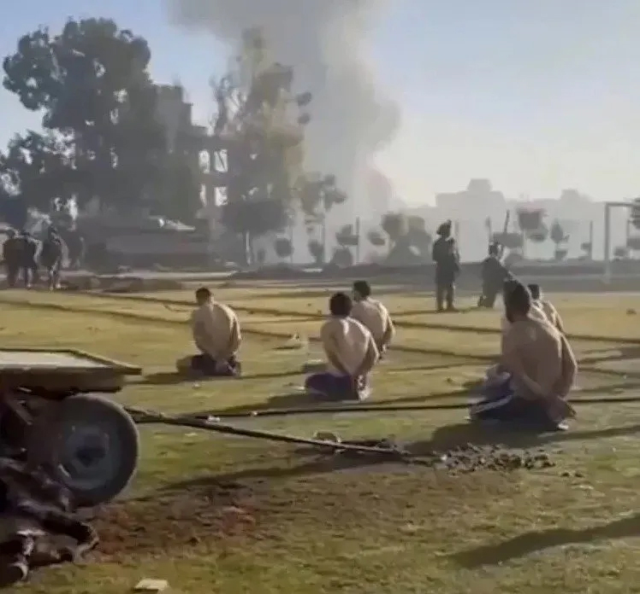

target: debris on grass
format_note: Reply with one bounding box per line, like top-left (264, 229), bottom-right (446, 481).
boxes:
top-left (134, 578), bottom-right (169, 592)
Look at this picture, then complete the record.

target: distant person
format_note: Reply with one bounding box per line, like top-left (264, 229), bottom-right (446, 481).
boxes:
top-left (478, 242), bottom-right (510, 309)
top-left (66, 230), bottom-right (84, 270)
top-left (470, 281), bottom-right (577, 431)
top-left (2, 231), bottom-right (20, 288)
top-left (431, 220), bottom-right (460, 312)
top-left (528, 283), bottom-right (564, 333)
top-left (177, 287), bottom-right (242, 377)
top-left (18, 231), bottom-right (38, 289)
top-left (351, 280), bottom-right (395, 356)
top-left (305, 292), bottom-right (379, 401)
top-left (40, 227), bottom-right (64, 290)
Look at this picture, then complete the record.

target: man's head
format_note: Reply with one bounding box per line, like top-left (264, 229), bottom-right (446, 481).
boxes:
top-left (437, 220), bottom-right (452, 237)
top-left (504, 281), bottom-right (532, 322)
top-left (195, 286), bottom-right (212, 305)
top-left (527, 283), bottom-right (541, 300)
top-left (352, 280), bottom-right (371, 301)
top-left (6, 230), bottom-right (15, 239)
top-left (488, 242), bottom-right (499, 256)
top-left (329, 292), bottom-right (353, 317)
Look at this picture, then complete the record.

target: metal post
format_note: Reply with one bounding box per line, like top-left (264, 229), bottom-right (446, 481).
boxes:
top-left (603, 202), bottom-right (611, 284)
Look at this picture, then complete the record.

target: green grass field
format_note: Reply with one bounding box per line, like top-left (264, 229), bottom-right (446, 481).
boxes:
top-left (4, 284), bottom-right (640, 594)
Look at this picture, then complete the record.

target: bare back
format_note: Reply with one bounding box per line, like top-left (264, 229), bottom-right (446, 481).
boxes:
top-left (320, 317), bottom-right (375, 376)
top-left (350, 299), bottom-right (392, 346)
top-left (502, 317), bottom-right (576, 398)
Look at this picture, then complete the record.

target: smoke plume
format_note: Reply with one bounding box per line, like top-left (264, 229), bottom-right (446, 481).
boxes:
top-left (165, 0), bottom-right (399, 215)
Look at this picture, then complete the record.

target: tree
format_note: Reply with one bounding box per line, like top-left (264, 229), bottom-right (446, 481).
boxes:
top-left (308, 239), bottom-right (324, 265)
top-left (381, 212), bottom-right (408, 249)
top-left (3, 18), bottom-right (165, 211)
top-left (367, 229), bottom-right (385, 247)
top-left (406, 216), bottom-right (432, 258)
top-left (0, 131), bottom-right (77, 225)
top-left (274, 237), bottom-right (293, 261)
top-left (214, 28), bottom-right (312, 264)
top-left (550, 220), bottom-right (567, 246)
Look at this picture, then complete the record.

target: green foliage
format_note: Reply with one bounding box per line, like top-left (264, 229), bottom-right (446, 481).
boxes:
top-left (0, 131), bottom-right (76, 214)
top-left (2, 18), bottom-right (166, 212)
top-left (381, 212), bottom-right (408, 243)
top-left (298, 173), bottom-right (346, 218)
top-left (274, 237), bottom-right (293, 259)
top-left (631, 199), bottom-right (640, 230)
top-left (335, 224), bottom-right (359, 247)
top-left (550, 220), bottom-right (568, 245)
top-left (307, 239), bottom-right (324, 264)
top-left (220, 198), bottom-right (289, 238)
top-left (367, 229), bottom-right (385, 247)
top-left (330, 246), bottom-right (354, 267)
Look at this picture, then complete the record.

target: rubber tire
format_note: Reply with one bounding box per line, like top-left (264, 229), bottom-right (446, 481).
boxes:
top-left (27, 393), bottom-right (139, 508)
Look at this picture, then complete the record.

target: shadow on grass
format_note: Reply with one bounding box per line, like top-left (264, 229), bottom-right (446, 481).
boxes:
top-left (410, 421), bottom-right (640, 454)
top-left (158, 452), bottom-right (393, 496)
top-left (139, 368), bottom-right (305, 386)
top-left (451, 513), bottom-right (640, 568)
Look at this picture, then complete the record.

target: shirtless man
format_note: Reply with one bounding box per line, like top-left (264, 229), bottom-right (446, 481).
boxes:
top-left (304, 292), bottom-right (379, 401)
top-left (528, 283), bottom-right (564, 333)
top-left (177, 287), bottom-right (242, 376)
top-left (351, 281), bottom-right (394, 356)
top-left (471, 281), bottom-right (577, 430)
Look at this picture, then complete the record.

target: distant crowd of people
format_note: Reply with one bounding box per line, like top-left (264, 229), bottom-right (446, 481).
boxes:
top-left (1, 227), bottom-right (84, 290)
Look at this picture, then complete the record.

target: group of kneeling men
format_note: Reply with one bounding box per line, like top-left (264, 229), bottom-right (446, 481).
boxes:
top-left (181, 279), bottom-right (576, 431)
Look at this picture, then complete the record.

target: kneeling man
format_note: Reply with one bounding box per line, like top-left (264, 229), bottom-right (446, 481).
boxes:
top-left (305, 292), bottom-right (379, 401)
top-left (178, 287), bottom-right (242, 377)
top-left (471, 282), bottom-right (577, 430)
top-left (528, 283), bottom-right (564, 333)
top-left (351, 280), bottom-right (395, 356)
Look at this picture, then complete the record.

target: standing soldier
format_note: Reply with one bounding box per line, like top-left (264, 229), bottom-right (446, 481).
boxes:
top-left (431, 220), bottom-right (460, 312)
top-left (66, 230), bottom-right (84, 270)
top-left (2, 231), bottom-right (20, 288)
top-left (18, 231), bottom-right (38, 289)
top-left (40, 227), bottom-right (64, 290)
top-left (478, 242), bottom-right (511, 308)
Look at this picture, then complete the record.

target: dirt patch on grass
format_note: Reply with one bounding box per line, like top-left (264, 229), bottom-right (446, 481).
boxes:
top-left (93, 480), bottom-right (256, 558)
top-left (89, 452), bottom-right (526, 561)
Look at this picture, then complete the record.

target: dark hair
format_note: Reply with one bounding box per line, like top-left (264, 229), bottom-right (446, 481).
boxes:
top-left (504, 282), bottom-right (531, 316)
top-left (195, 287), bottom-right (212, 300)
top-left (527, 283), bottom-right (541, 300)
top-left (329, 292), bottom-right (352, 317)
top-left (353, 280), bottom-right (371, 298)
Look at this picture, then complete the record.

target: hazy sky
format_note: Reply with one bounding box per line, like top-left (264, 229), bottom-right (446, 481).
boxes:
top-left (1, 0), bottom-right (639, 205)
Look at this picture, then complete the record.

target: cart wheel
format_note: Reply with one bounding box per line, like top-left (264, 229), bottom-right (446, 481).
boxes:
top-left (27, 394), bottom-right (139, 507)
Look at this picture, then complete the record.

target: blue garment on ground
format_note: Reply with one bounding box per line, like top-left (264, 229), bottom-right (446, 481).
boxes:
top-left (191, 354), bottom-right (241, 377)
top-left (304, 372), bottom-right (367, 402)
top-left (469, 376), bottom-right (562, 431)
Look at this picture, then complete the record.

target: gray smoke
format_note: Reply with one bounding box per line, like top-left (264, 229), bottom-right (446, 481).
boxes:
top-left (165, 0), bottom-right (400, 215)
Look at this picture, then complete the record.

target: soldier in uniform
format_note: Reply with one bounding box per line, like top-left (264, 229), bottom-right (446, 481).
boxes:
top-left (40, 227), bottom-right (64, 290)
top-left (478, 242), bottom-right (511, 308)
top-left (18, 231), bottom-right (38, 289)
top-left (2, 231), bottom-right (21, 288)
top-left (431, 220), bottom-right (460, 312)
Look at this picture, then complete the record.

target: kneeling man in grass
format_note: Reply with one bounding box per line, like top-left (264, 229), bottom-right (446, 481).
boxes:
top-left (471, 281), bottom-right (577, 431)
top-left (351, 280), bottom-right (395, 357)
top-left (177, 287), bottom-right (242, 377)
top-left (305, 292), bottom-right (379, 401)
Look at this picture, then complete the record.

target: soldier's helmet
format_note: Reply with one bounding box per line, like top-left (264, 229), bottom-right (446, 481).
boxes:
top-left (437, 220), bottom-right (452, 236)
